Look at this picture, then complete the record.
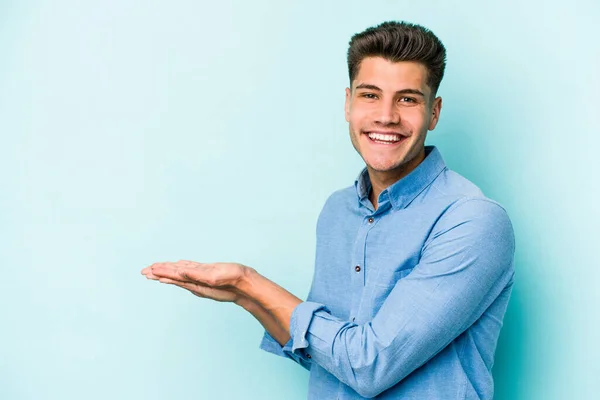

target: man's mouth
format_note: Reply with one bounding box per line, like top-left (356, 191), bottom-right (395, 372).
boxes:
top-left (364, 132), bottom-right (406, 144)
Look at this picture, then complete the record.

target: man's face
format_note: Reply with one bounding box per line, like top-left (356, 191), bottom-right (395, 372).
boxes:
top-left (345, 57), bottom-right (442, 178)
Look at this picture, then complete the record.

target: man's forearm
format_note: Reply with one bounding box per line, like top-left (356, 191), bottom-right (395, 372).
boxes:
top-left (237, 267), bottom-right (303, 339)
top-left (236, 297), bottom-right (291, 346)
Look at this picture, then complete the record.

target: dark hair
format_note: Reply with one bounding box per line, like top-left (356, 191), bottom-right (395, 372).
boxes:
top-left (347, 21), bottom-right (447, 96)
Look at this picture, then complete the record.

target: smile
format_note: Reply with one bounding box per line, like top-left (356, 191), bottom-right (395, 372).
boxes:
top-left (364, 132), bottom-right (406, 145)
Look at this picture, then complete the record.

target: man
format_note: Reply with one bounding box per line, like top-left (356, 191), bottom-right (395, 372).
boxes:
top-left (142, 21), bottom-right (515, 399)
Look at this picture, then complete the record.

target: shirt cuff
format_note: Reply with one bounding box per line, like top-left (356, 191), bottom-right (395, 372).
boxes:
top-left (287, 301), bottom-right (333, 353)
top-left (259, 302), bottom-right (342, 371)
top-left (259, 329), bottom-right (312, 371)
top-left (259, 330), bottom-right (293, 357)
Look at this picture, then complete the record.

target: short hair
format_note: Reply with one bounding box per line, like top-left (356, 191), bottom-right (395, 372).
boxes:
top-left (347, 21), bottom-right (447, 96)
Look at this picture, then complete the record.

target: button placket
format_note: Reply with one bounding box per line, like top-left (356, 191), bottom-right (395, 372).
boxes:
top-left (349, 212), bottom-right (371, 320)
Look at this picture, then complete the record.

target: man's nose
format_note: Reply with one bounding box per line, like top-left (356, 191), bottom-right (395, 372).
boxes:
top-left (375, 101), bottom-right (401, 125)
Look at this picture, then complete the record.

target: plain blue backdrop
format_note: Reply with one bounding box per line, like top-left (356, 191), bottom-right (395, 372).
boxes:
top-left (1, 1), bottom-right (598, 399)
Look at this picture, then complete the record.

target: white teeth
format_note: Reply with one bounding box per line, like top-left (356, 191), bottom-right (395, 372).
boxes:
top-left (367, 133), bottom-right (402, 142)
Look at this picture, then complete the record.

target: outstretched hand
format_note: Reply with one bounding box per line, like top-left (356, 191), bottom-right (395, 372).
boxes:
top-left (142, 259), bottom-right (302, 346)
top-left (141, 260), bottom-right (251, 304)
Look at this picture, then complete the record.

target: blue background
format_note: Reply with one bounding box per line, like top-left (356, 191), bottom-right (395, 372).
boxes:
top-left (1, 1), bottom-right (598, 399)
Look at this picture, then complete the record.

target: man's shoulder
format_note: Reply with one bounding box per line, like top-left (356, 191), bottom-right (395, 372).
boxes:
top-left (416, 167), bottom-right (502, 209)
top-left (319, 184), bottom-right (358, 211)
top-left (429, 168), bottom-right (485, 199)
top-left (328, 184), bottom-right (356, 201)
top-left (426, 169), bottom-right (513, 238)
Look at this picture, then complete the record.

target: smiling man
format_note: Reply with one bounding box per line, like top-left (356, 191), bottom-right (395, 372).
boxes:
top-left (142, 21), bottom-right (515, 399)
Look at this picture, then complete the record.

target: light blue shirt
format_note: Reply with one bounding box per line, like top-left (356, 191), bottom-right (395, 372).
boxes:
top-left (260, 146), bottom-right (515, 399)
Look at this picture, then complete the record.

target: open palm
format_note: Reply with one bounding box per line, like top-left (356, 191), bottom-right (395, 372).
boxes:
top-left (141, 260), bottom-right (248, 303)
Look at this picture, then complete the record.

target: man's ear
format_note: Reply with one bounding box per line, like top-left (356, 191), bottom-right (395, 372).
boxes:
top-left (345, 87), bottom-right (351, 122)
top-left (428, 96), bottom-right (443, 131)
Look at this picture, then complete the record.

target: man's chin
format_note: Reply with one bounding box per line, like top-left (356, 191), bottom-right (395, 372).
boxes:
top-left (365, 162), bottom-right (405, 173)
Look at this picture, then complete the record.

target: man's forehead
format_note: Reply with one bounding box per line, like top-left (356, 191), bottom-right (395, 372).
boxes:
top-left (353, 58), bottom-right (429, 92)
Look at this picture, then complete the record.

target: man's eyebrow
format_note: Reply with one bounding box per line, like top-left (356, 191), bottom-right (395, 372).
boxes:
top-left (355, 83), bottom-right (383, 91)
top-left (354, 83), bottom-right (425, 97)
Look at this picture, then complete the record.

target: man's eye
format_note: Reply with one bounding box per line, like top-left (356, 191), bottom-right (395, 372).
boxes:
top-left (362, 93), bottom-right (378, 99)
top-left (399, 97), bottom-right (416, 103)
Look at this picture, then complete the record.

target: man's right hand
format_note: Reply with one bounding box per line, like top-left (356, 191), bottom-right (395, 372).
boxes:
top-left (142, 259), bottom-right (246, 304)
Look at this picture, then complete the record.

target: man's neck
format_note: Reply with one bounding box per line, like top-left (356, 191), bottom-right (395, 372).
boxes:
top-left (367, 148), bottom-right (426, 210)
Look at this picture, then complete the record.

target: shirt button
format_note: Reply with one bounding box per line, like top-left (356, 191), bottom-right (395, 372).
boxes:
top-left (368, 217), bottom-right (374, 223)
top-left (355, 265), bottom-right (361, 272)
top-left (306, 353), bottom-right (311, 359)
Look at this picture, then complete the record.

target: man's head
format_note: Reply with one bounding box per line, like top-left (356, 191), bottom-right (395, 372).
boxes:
top-left (345, 21), bottom-right (447, 181)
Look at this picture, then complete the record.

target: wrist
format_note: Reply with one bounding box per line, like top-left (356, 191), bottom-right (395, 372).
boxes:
top-left (232, 266), bottom-right (256, 307)
top-left (234, 295), bottom-right (257, 310)
top-left (235, 265), bottom-right (303, 323)
top-left (236, 265), bottom-right (257, 297)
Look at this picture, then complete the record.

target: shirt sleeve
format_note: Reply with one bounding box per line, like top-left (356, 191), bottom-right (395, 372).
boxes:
top-left (258, 329), bottom-right (312, 371)
top-left (257, 243), bottom-right (323, 371)
top-left (281, 198), bottom-right (516, 398)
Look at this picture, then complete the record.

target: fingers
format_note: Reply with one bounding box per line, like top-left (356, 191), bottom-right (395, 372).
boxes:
top-left (159, 277), bottom-right (197, 292)
top-left (141, 265), bottom-right (161, 280)
top-left (158, 277), bottom-right (209, 299)
top-left (158, 277), bottom-right (185, 286)
top-left (147, 268), bottom-right (239, 303)
top-left (142, 261), bottom-right (214, 286)
top-left (142, 264), bottom-right (175, 282)
top-left (151, 265), bottom-right (182, 281)
top-left (175, 260), bottom-right (212, 282)
top-left (151, 262), bottom-right (212, 284)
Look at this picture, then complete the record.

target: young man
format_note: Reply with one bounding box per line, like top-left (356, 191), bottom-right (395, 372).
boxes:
top-left (142, 21), bottom-right (515, 399)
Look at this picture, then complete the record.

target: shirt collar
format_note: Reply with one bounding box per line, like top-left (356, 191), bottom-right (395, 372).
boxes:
top-left (354, 145), bottom-right (447, 210)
